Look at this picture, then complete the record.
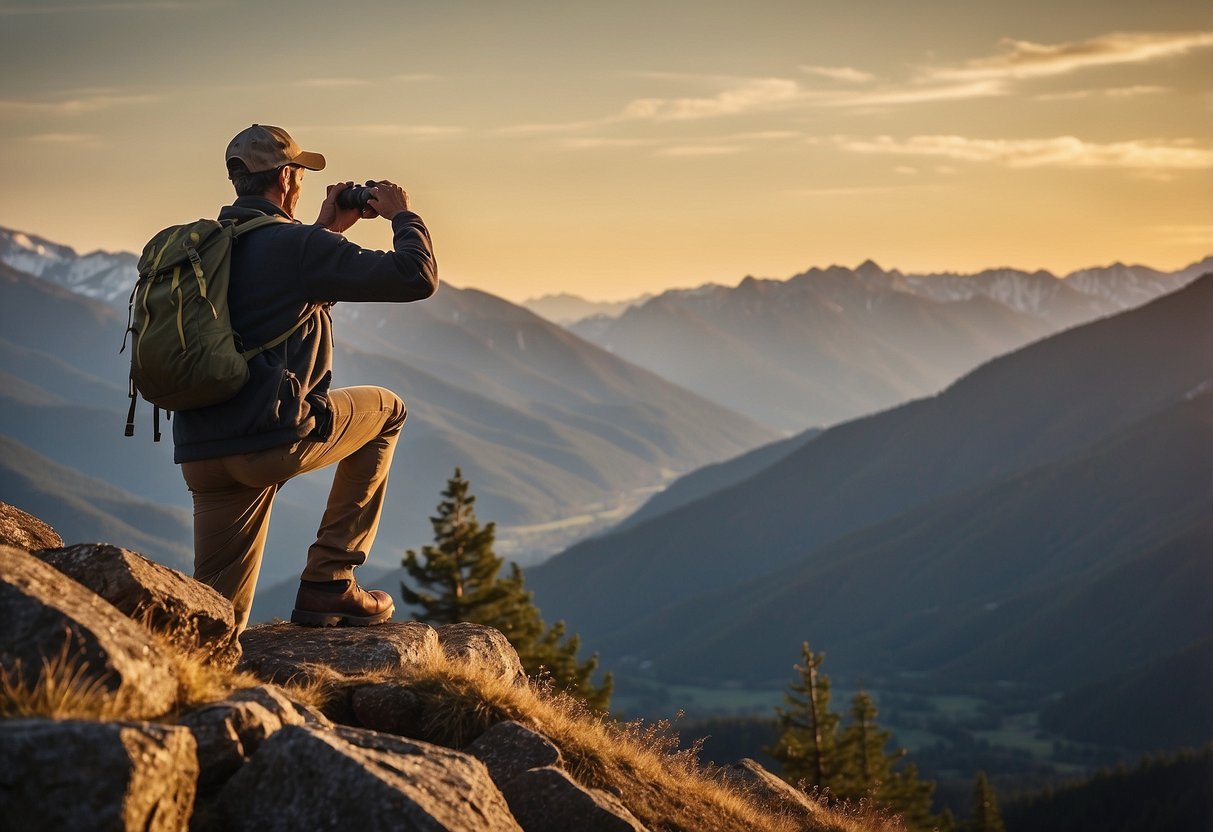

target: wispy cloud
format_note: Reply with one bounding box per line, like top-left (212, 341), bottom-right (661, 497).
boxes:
top-left (656, 145), bottom-right (743, 157)
top-left (620, 78), bottom-right (801, 121)
top-left (825, 134), bottom-right (1213, 170)
top-left (927, 31), bottom-right (1213, 82)
top-left (800, 65), bottom-right (875, 83)
top-left (0, 93), bottom-right (158, 115)
top-left (1035, 84), bottom-right (1168, 101)
top-left (321, 124), bottom-right (466, 138)
top-left (0, 1), bottom-right (190, 13)
top-left (294, 73), bottom-right (435, 88)
top-left (557, 137), bottom-right (655, 150)
top-left (26, 132), bottom-right (98, 144)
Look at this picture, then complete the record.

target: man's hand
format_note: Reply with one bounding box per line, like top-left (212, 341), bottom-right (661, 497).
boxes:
top-left (367, 181), bottom-right (410, 221)
top-left (315, 182), bottom-right (376, 233)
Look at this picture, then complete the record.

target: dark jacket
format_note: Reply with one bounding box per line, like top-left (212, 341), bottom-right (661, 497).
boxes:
top-left (171, 196), bottom-right (437, 463)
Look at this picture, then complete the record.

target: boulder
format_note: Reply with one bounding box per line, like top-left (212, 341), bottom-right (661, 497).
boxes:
top-left (36, 543), bottom-right (241, 670)
top-left (237, 621), bottom-right (440, 685)
top-left (465, 719), bottom-right (564, 787)
top-left (437, 622), bottom-right (527, 685)
top-left (718, 758), bottom-right (831, 824)
top-left (501, 766), bottom-right (648, 832)
top-left (179, 685), bottom-right (330, 794)
top-left (349, 681), bottom-right (425, 737)
top-left (0, 718), bottom-right (197, 832)
top-left (0, 545), bottom-right (178, 719)
top-left (213, 724), bottom-right (522, 831)
top-left (0, 502), bottom-right (61, 551)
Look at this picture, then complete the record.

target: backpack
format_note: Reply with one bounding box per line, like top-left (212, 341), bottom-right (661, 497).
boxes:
top-left (123, 214), bottom-right (306, 440)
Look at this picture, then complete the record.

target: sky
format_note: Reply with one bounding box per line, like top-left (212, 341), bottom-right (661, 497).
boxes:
top-left (0, 0), bottom-right (1209, 302)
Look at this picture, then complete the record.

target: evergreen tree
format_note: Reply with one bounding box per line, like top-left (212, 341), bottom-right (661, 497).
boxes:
top-left (835, 690), bottom-right (945, 830)
top-left (962, 771), bottom-right (1005, 832)
top-left (768, 645), bottom-right (949, 832)
top-left (767, 642), bottom-right (841, 789)
top-left (402, 469), bottom-right (612, 711)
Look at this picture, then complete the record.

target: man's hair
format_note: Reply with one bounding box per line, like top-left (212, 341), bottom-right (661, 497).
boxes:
top-left (227, 159), bottom-right (283, 197)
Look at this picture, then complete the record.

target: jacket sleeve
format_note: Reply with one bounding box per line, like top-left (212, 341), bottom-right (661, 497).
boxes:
top-left (297, 211), bottom-right (438, 303)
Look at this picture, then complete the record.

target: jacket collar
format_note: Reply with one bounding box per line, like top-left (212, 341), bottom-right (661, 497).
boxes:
top-left (219, 196), bottom-right (295, 224)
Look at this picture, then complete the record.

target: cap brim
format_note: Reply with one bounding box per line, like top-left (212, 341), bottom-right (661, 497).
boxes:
top-left (292, 150), bottom-right (326, 171)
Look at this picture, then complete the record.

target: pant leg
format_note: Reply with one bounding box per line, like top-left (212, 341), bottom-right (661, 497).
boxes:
top-left (181, 457), bottom-right (278, 631)
top-left (296, 386), bottom-right (406, 581)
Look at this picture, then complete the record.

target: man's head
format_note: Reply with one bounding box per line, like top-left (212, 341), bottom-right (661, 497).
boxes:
top-left (225, 124), bottom-right (325, 216)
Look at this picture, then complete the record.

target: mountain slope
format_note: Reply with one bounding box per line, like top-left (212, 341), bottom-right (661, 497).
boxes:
top-left (529, 275), bottom-right (1213, 650)
top-left (593, 391), bottom-right (1212, 688)
top-left (568, 259), bottom-right (1209, 431)
top-left (570, 267), bottom-right (1056, 430)
top-left (0, 236), bottom-right (775, 567)
top-left (0, 435), bottom-right (193, 570)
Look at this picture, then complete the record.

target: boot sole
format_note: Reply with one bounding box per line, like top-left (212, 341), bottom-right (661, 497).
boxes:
top-left (289, 606), bottom-right (394, 627)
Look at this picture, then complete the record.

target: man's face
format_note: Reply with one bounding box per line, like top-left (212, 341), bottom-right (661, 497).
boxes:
top-left (283, 165), bottom-right (305, 216)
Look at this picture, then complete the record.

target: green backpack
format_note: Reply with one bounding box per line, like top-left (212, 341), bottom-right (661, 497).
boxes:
top-left (123, 214), bottom-right (306, 440)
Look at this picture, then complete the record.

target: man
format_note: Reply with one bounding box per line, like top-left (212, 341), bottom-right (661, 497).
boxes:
top-left (175, 124), bottom-right (437, 631)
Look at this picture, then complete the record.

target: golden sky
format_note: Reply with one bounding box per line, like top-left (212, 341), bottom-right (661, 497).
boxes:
top-left (0, 0), bottom-right (1210, 301)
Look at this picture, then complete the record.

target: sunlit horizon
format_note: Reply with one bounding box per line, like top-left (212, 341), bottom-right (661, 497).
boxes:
top-left (1, 0), bottom-right (1209, 302)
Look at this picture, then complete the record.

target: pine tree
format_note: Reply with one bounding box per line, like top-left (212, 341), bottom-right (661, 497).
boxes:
top-left (962, 771), bottom-right (1005, 832)
top-left (767, 642), bottom-right (841, 790)
top-left (835, 690), bottom-right (948, 831)
top-left (768, 646), bottom-right (949, 832)
top-left (402, 469), bottom-right (612, 711)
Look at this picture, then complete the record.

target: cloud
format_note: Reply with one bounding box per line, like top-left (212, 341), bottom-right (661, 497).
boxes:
top-left (322, 124), bottom-right (466, 138)
top-left (1035, 84), bottom-right (1168, 102)
top-left (620, 78), bottom-right (801, 121)
top-left (655, 145), bottom-right (742, 157)
top-left (0, 1), bottom-right (190, 13)
top-left (826, 134), bottom-right (1213, 170)
top-left (928, 31), bottom-right (1213, 82)
top-left (558, 137), bottom-right (655, 150)
top-left (800, 65), bottom-right (875, 83)
top-left (26, 132), bottom-right (98, 143)
top-left (0, 93), bottom-right (158, 115)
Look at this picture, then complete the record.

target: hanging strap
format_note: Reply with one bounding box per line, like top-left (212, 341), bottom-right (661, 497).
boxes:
top-left (124, 377), bottom-right (138, 437)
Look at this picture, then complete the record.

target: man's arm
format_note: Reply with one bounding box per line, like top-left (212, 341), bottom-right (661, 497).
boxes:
top-left (299, 183), bottom-right (438, 304)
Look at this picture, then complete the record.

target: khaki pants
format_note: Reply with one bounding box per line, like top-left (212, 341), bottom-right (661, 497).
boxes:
top-left (181, 386), bottom-right (407, 630)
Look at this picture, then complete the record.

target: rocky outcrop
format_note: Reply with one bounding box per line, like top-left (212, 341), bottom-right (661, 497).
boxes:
top-left (466, 719), bottom-right (564, 785)
top-left (0, 718), bottom-right (198, 832)
top-left (36, 543), bottom-right (241, 670)
top-left (720, 757), bottom-right (833, 825)
top-left (501, 766), bottom-right (649, 832)
top-left (237, 620), bottom-right (526, 687)
top-left (212, 724), bottom-right (523, 832)
top-left (0, 501), bottom-right (62, 551)
top-left (1, 508), bottom-right (818, 832)
top-left (466, 722), bottom-right (646, 832)
top-left (0, 545), bottom-right (178, 719)
top-left (238, 620), bottom-right (440, 684)
top-left (437, 621), bottom-right (529, 685)
top-left (180, 684), bottom-right (330, 794)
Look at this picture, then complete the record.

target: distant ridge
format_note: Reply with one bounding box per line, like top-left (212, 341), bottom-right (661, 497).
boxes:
top-left (568, 257), bottom-right (1210, 430)
top-left (531, 275), bottom-right (1213, 698)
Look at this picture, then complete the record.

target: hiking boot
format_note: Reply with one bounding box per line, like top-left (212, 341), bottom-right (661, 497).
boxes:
top-left (290, 579), bottom-right (394, 627)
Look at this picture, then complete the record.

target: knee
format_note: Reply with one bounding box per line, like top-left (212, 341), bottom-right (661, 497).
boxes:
top-left (384, 390), bottom-right (407, 435)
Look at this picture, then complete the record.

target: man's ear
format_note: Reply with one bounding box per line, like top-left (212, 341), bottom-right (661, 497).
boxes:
top-left (277, 166), bottom-right (292, 192)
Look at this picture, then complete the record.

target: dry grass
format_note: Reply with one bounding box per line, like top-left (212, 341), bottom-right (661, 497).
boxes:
top-left (0, 639), bottom-right (124, 721)
top-left (289, 640), bottom-right (888, 832)
top-left (0, 626), bottom-right (892, 831)
top-left (0, 626), bottom-right (266, 722)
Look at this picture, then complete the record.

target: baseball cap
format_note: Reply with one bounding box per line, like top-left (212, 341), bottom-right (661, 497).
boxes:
top-left (225, 124), bottom-right (326, 175)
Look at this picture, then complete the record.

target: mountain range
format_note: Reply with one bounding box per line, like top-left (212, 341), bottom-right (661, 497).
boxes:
top-left (566, 258), bottom-right (1211, 431)
top-left (529, 277), bottom-right (1213, 718)
top-left (0, 226), bottom-right (774, 589)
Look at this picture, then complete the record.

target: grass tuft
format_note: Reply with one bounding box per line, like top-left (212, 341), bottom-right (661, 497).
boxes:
top-left (294, 639), bottom-right (885, 832)
top-left (0, 636), bottom-right (122, 720)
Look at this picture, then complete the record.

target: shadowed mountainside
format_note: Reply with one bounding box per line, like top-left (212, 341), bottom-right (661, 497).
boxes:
top-left (530, 276), bottom-right (1213, 704)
